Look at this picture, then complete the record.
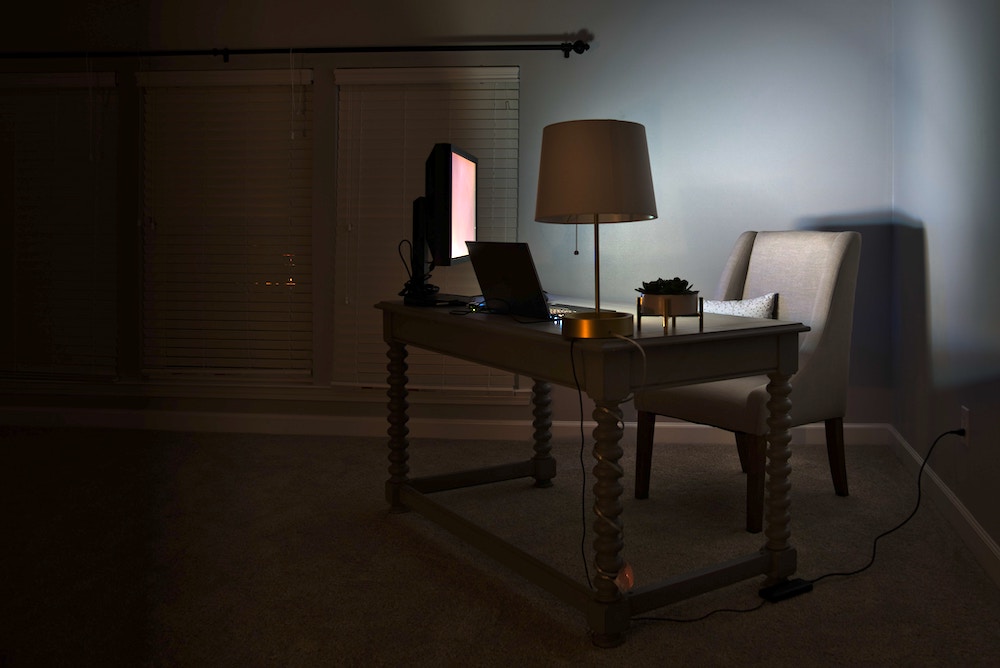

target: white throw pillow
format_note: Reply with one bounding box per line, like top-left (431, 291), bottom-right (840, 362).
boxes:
top-left (703, 292), bottom-right (778, 319)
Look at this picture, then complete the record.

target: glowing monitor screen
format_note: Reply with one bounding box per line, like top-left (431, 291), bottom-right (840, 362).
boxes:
top-left (449, 151), bottom-right (477, 262)
top-left (424, 143), bottom-right (477, 267)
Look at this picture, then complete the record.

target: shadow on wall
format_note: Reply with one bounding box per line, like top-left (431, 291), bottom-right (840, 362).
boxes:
top-left (797, 212), bottom-right (929, 436)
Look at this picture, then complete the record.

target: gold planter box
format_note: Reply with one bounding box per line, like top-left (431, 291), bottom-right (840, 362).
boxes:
top-left (636, 292), bottom-right (703, 333)
top-left (638, 292), bottom-right (700, 316)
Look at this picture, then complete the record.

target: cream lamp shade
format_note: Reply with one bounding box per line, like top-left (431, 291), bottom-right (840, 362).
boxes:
top-left (536, 119), bottom-right (657, 224)
top-left (535, 119), bottom-right (657, 337)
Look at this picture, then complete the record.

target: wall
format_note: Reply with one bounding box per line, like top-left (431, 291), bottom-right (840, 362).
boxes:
top-left (520, 1), bottom-right (892, 304)
top-left (892, 0), bottom-right (1000, 553)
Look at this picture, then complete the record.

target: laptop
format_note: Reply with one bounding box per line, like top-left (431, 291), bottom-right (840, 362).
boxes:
top-left (466, 241), bottom-right (582, 320)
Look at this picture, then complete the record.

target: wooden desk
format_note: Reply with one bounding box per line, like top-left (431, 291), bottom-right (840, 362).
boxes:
top-left (377, 301), bottom-right (809, 646)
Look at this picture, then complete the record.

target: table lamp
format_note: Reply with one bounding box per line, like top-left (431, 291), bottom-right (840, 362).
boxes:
top-left (535, 119), bottom-right (658, 338)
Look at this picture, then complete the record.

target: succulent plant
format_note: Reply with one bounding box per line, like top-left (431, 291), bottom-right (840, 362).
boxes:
top-left (635, 277), bottom-right (696, 295)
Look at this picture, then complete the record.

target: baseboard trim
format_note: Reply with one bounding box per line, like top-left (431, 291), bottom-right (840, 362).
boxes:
top-left (634, 420), bottom-right (895, 447)
top-left (0, 407), bottom-right (891, 444)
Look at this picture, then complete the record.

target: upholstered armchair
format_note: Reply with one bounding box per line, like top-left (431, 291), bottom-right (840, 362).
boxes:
top-left (633, 230), bottom-right (863, 532)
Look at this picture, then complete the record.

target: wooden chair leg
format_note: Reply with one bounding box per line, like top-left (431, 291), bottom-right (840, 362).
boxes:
top-left (735, 431), bottom-right (750, 473)
top-left (825, 417), bottom-right (849, 496)
top-left (737, 432), bottom-right (766, 533)
top-left (635, 411), bottom-right (656, 499)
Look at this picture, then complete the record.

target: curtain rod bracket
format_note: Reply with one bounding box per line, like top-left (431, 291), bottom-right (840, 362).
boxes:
top-left (561, 40), bottom-right (590, 58)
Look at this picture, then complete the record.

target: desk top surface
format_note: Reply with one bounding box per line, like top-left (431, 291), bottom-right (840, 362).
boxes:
top-left (376, 300), bottom-right (808, 346)
top-left (377, 300), bottom-right (809, 397)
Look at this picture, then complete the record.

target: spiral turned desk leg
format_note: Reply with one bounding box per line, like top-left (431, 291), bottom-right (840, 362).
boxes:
top-left (590, 400), bottom-right (628, 647)
top-left (531, 379), bottom-right (555, 488)
top-left (763, 371), bottom-right (793, 576)
top-left (385, 341), bottom-right (410, 513)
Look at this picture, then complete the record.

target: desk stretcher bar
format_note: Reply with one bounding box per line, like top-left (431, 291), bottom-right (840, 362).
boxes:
top-left (391, 466), bottom-right (797, 638)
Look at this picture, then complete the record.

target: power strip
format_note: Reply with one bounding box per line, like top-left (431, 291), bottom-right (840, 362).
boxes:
top-left (759, 578), bottom-right (814, 603)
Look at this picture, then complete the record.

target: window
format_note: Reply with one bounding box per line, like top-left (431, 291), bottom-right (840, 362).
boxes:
top-left (0, 73), bottom-right (118, 378)
top-left (333, 67), bottom-right (519, 389)
top-left (139, 70), bottom-right (314, 380)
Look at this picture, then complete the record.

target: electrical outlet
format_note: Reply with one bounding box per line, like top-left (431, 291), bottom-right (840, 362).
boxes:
top-left (961, 406), bottom-right (971, 447)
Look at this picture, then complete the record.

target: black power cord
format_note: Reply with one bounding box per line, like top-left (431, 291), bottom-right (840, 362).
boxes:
top-left (569, 338), bottom-right (594, 589)
top-left (397, 239), bottom-right (441, 305)
top-left (803, 427), bottom-right (965, 587)
top-left (641, 427), bottom-right (965, 623)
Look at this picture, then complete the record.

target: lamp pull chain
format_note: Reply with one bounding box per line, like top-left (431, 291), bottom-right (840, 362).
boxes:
top-left (574, 224), bottom-right (580, 255)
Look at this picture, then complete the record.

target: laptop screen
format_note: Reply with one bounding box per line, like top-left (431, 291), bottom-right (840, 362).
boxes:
top-left (466, 241), bottom-right (552, 320)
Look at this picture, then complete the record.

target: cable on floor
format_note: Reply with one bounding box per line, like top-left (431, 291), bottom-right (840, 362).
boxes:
top-left (637, 427), bottom-right (966, 623)
top-left (804, 427), bottom-right (965, 586)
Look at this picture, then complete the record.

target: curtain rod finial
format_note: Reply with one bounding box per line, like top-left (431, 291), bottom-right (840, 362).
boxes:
top-left (561, 40), bottom-right (590, 58)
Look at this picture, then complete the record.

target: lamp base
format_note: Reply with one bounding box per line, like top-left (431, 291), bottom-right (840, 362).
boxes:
top-left (560, 311), bottom-right (634, 339)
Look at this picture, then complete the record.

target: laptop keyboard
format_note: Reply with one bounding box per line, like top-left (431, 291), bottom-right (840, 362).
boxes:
top-left (548, 304), bottom-right (578, 316)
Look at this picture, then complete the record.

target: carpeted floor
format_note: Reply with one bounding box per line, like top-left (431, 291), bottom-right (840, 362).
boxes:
top-left (2, 425), bottom-right (999, 666)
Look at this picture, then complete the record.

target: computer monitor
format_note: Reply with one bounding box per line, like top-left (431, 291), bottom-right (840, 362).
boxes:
top-left (403, 143), bottom-right (478, 305)
top-left (424, 143), bottom-right (477, 266)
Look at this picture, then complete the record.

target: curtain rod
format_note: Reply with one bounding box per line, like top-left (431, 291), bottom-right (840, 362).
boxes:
top-left (0, 40), bottom-right (590, 62)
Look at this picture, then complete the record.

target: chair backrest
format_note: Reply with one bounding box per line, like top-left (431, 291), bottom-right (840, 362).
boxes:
top-left (716, 230), bottom-right (862, 420)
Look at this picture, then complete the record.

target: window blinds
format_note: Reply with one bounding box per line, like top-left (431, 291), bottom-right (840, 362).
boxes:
top-left (333, 67), bottom-right (519, 389)
top-left (139, 70), bottom-right (314, 379)
top-left (0, 74), bottom-right (118, 378)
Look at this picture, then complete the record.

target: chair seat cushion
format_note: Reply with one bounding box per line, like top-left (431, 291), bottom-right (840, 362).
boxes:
top-left (635, 376), bottom-right (771, 434)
